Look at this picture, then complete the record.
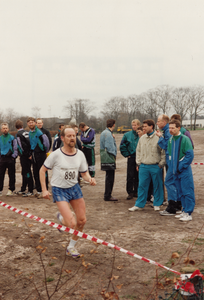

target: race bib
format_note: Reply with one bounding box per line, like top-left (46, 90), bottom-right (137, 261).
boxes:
top-left (60, 168), bottom-right (77, 181)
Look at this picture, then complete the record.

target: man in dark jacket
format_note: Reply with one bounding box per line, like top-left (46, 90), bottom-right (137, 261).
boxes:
top-left (15, 119), bottom-right (34, 196)
top-left (120, 119), bottom-right (140, 199)
top-left (0, 123), bottom-right (18, 196)
top-left (27, 117), bottom-right (49, 197)
top-left (36, 118), bottom-right (52, 151)
top-left (52, 124), bottom-right (64, 151)
top-left (79, 122), bottom-right (95, 178)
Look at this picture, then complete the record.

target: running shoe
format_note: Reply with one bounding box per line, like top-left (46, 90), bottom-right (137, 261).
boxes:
top-left (128, 206), bottom-right (143, 211)
top-left (179, 213), bottom-right (192, 222)
top-left (175, 212), bottom-right (185, 219)
top-left (15, 190), bottom-right (26, 195)
top-left (154, 206), bottom-right (160, 211)
top-left (66, 247), bottom-right (80, 258)
top-left (23, 192), bottom-right (34, 197)
top-left (6, 190), bottom-right (14, 196)
top-left (159, 210), bottom-right (175, 216)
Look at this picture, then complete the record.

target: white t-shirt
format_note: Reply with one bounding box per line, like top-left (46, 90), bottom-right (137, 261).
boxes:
top-left (44, 148), bottom-right (87, 188)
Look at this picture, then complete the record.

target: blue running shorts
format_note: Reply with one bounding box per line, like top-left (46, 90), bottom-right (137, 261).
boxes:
top-left (52, 183), bottom-right (83, 203)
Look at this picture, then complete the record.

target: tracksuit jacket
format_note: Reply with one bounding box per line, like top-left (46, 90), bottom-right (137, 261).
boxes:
top-left (165, 133), bottom-right (195, 214)
top-left (120, 130), bottom-right (139, 158)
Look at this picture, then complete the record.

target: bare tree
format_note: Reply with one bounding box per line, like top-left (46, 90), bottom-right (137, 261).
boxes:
top-left (0, 110), bottom-right (4, 125)
top-left (170, 87), bottom-right (191, 121)
top-left (31, 106), bottom-right (41, 119)
top-left (188, 86), bottom-right (204, 130)
top-left (64, 99), bottom-right (95, 124)
top-left (101, 97), bottom-right (124, 125)
top-left (140, 89), bottom-right (159, 122)
top-left (4, 108), bottom-right (19, 130)
top-left (154, 85), bottom-right (173, 114)
top-left (127, 94), bottom-right (142, 122)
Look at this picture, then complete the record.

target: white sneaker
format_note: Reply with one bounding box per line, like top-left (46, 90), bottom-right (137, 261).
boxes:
top-left (6, 190), bottom-right (14, 196)
top-left (175, 212), bottom-right (185, 218)
top-left (154, 206), bottom-right (160, 211)
top-left (128, 206), bottom-right (143, 212)
top-left (66, 247), bottom-right (80, 258)
top-left (179, 213), bottom-right (192, 222)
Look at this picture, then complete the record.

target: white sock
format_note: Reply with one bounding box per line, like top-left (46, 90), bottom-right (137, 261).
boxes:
top-left (68, 239), bottom-right (77, 249)
top-left (58, 213), bottom-right (64, 224)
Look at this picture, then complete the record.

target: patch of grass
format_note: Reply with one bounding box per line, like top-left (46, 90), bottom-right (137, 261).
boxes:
top-left (182, 238), bottom-right (193, 243)
top-left (46, 277), bottom-right (54, 282)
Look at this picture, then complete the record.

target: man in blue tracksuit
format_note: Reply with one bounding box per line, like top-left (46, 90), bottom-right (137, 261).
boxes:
top-left (27, 117), bottom-right (49, 197)
top-left (156, 114), bottom-right (171, 153)
top-left (120, 119), bottom-right (140, 199)
top-left (162, 119), bottom-right (195, 221)
top-left (0, 123), bottom-right (18, 196)
top-left (156, 114), bottom-right (173, 207)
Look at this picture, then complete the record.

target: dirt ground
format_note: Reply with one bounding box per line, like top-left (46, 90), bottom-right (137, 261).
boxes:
top-left (0, 131), bottom-right (204, 300)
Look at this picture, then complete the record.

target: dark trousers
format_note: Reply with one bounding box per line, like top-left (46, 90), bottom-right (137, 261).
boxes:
top-left (33, 152), bottom-right (48, 192)
top-left (104, 170), bottom-right (115, 199)
top-left (82, 147), bottom-right (95, 178)
top-left (0, 156), bottom-right (15, 192)
top-left (126, 157), bottom-right (138, 195)
top-left (20, 156), bottom-right (34, 193)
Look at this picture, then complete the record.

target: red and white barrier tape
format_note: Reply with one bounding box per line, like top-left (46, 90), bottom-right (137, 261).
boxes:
top-left (192, 163), bottom-right (204, 165)
top-left (0, 201), bottom-right (181, 276)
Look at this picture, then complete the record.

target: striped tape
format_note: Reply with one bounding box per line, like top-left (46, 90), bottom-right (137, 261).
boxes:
top-left (0, 200), bottom-right (181, 276)
top-left (192, 163), bottom-right (204, 165)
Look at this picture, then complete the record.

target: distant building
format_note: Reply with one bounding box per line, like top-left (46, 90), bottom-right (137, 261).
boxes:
top-left (182, 119), bottom-right (204, 128)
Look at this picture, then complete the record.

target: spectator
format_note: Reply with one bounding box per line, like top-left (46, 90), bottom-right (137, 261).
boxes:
top-left (27, 117), bottom-right (49, 198)
top-left (156, 114), bottom-right (172, 205)
top-left (0, 123), bottom-right (18, 196)
top-left (137, 126), bottom-right (144, 138)
top-left (70, 124), bottom-right (82, 150)
top-left (156, 114), bottom-right (171, 152)
top-left (120, 119), bottom-right (140, 200)
top-left (170, 114), bottom-right (194, 147)
top-left (52, 124), bottom-right (64, 151)
top-left (79, 122), bottom-right (95, 178)
top-left (160, 119), bottom-right (195, 221)
top-left (36, 118), bottom-right (52, 151)
top-left (15, 119), bottom-right (34, 197)
top-left (100, 119), bottom-right (118, 201)
top-left (129, 119), bottom-right (165, 212)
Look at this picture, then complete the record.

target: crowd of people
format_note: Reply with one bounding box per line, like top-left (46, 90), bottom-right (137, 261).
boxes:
top-left (0, 113), bottom-right (195, 257)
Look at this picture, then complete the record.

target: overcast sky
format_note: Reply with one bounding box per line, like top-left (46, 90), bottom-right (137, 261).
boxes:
top-left (1, 0), bottom-right (204, 118)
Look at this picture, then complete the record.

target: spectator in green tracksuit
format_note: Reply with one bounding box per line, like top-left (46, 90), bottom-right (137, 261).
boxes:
top-left (120, 119), bottom-right (141, 200)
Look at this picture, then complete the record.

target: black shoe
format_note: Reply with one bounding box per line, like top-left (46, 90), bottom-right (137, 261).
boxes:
top-left (126, 193), bottom-right (133, 200)
top-left (133, 193), bottom-right (138, 197)
top-left (104, 197), bottom-right (118, 201)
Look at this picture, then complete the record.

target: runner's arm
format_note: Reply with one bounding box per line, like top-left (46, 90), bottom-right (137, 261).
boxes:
top-left (81, 171), bottom-right (96, 186)
top-left (40, 165), bottom-right (51, 199)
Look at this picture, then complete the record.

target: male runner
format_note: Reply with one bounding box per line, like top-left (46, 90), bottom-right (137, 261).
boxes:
top-left (40, 126), bottom-right (96, 258)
